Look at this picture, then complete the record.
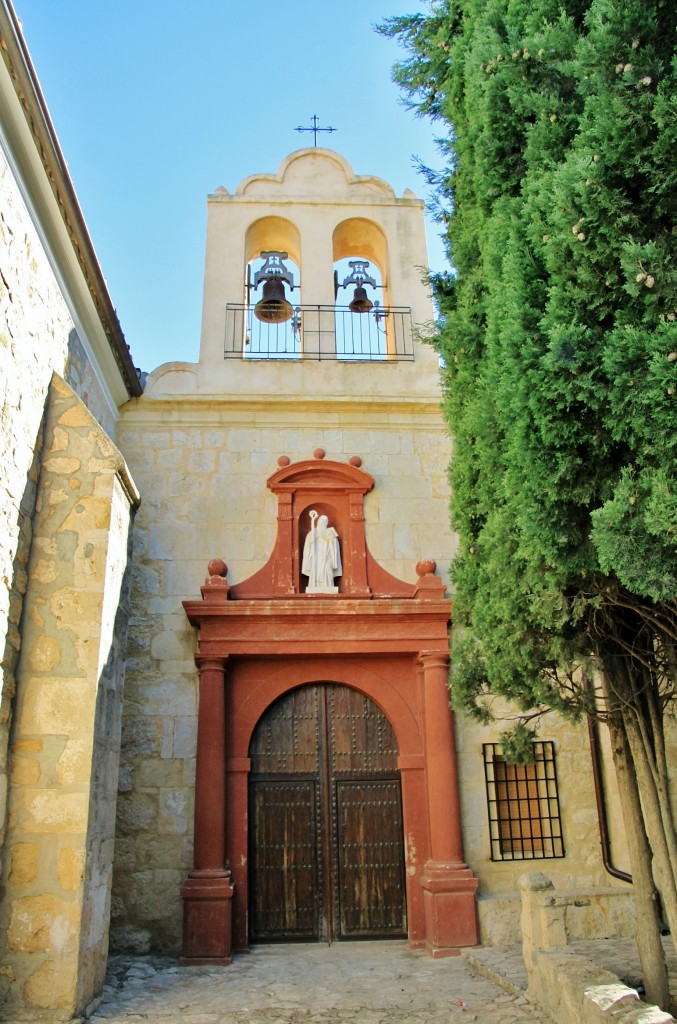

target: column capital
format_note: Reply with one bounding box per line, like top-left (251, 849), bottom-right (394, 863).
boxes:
top-left (195, 654), bottom-right (229, 673)
top-left (418, 650), bottom-right (450, 671)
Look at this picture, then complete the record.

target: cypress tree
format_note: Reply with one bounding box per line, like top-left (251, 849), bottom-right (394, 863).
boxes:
top-left (381, 0), bottom-right (677, 1006)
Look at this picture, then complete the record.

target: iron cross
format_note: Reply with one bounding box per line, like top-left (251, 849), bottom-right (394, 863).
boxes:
top-left (295, 115), bottom-right (336, 147)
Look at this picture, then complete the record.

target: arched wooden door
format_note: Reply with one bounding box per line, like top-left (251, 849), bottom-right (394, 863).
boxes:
top-left (248, 683), bottom-right (407, 943)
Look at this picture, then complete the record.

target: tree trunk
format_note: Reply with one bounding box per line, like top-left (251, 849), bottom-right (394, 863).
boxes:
top-left (637, 670), bottom-right (677, 884)
top-left (600, 611), bottom-right (677, 960)
top-left (622, 703), bottom-right (677, 950)
top-left (607, 712), bottom-right (670, 1010)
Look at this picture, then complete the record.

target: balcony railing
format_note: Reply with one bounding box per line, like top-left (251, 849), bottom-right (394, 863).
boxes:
top-left (224, 304), bottom-right (415, 361)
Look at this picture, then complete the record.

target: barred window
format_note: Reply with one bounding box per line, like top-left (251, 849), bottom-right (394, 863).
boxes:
top-left (483, 742), bottom-right (565, 861)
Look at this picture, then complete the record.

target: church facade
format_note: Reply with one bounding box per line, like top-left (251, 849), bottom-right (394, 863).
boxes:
top-left (111, 146), bottom-right (632, 967)
top-left (0, 5), bottom-right (635, 1020)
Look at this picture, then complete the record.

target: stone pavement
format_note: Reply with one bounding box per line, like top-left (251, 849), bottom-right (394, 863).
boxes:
top-left (82, 941), bottom-right (556, 1024)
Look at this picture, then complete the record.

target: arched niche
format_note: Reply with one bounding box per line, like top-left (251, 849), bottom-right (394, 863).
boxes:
top-left (245, 215), bottom-right (301, 267)
top-left (332, 218), bottom-right (392, 357)
top-left (332, 217), bottom-right (388, 269)
top-left (297, 499), bottom-right (341, 594)
top-left (244, 218), bottom-right (302, 357)
top-left (333, 218), bottom-right (389, 298)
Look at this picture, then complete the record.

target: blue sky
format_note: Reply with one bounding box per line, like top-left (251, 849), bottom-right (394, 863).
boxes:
top-left (14, 1), bottom-right (446, 373)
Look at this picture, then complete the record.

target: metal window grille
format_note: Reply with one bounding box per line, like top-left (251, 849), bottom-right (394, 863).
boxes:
top-left (482, 742), bottom-right (565, 861)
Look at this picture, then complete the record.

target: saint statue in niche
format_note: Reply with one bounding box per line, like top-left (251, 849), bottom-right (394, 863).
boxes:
top-left (302, 510), bottom-right (342, 594)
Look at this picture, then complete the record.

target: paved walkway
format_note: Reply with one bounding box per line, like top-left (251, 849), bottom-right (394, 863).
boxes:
top-left (83, 942), bottom-right (556, 1024)
top-left (80, 934), bottom-right (677, 1023)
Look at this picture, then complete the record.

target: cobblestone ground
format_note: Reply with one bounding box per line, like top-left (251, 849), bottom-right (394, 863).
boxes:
top-left (83, 942), bottom-right (555, 1024)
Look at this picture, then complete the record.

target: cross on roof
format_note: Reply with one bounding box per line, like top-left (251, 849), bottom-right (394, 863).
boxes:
top-left (294, 115), bottom-right (337, 147)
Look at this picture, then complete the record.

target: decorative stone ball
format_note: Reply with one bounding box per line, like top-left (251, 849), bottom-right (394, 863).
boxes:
top-left (416, 559), bottom-right (436, 577)
top-left (277, 455), bottom-right (291, 467)
top-left (313, 448), bottom-right (326, 460)
top-left (207, 558), bottom-right (228, 578)
top-left (349, 455), bottom-right (362, 468)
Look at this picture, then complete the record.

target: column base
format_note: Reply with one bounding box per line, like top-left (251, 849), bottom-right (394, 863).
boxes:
top-left (420, 860), bottom-right (479, 957)
top-left (180, 870), bottom-right (235, 965)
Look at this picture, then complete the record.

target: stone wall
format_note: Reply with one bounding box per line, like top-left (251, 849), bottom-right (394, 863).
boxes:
top-left (519, 873), bottom-right (674, 1024)
top-left (112, 390), bottom-right (454, 952)
top-left (0, 148), bottom-right (119, 876)
top-left (0, 149), bottom-right (74, 858)
top-left (456, 704), bottom-right (626, 888)
top-left (456, 705), bottom-right (631, 915)
top-left (527, 950), bottom-right (673, 1024)
top-left (0, 377), bottom-right (138, 1020)
top-left (65, 329), bottom-right (117, 439)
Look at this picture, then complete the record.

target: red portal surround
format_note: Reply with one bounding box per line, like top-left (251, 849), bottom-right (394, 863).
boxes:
top-left (181, 458), bottom-right (478, 962)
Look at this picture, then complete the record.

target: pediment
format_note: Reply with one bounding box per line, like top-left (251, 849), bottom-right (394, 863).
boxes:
top-left (268, 458), bottom-right (374, 495)
top-left (209, 455), bottom-right (440, 600)
top-left (189, 453), bottom-right (447, 606)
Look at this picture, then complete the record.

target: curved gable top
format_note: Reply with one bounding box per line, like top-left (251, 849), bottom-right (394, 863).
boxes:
top-left (268, 457), bottom-right (375, 494)
top-left (236, 148), bottom-right (398, 201)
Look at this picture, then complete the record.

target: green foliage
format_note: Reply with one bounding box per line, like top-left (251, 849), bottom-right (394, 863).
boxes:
top-left (591, 467), bottom-right (677, 601)
top-left (382, 0), bottom-right (677, 720)
top-left (499, 722), bottom-right (537, 764)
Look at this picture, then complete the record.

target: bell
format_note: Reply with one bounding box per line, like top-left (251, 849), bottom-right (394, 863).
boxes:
top-left (348, 285), bottom-right (373, 314)
top-left (254, 277), bottom-right (293, 323)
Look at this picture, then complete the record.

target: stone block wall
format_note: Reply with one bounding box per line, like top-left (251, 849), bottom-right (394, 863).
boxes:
top-left (456, 704), bottom-right (630, 909)
top-left (527, 948), bottom-right (674, 1024)
top-left (0, 148), bottom-right (118, 872)
top-left (519, 873), bottom-right (674, 1024)
top-left (112, 391), bottom-right (455, 952)
top-left (0, 377), bottom-right (138, 1020)
top-left (1, 150), bottom-right (73, 857)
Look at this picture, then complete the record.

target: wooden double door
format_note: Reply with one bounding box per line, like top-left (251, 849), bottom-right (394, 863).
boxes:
top-left (248, 683), bottom-right (407, 943)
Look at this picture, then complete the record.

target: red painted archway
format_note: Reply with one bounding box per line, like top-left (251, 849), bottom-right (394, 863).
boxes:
top-left (181, 458), bottom-right (478, 963)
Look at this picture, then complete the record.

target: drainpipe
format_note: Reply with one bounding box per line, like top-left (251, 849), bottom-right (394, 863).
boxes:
top-left (586, 705), bottom-right (632, 884)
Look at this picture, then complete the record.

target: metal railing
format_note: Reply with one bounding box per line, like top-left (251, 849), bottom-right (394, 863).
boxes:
top-left (224, 304), bottom-right (415, 361)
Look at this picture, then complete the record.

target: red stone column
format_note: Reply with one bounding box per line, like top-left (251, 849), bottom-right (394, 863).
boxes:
top-left (180, 656), bottom-right (234, 964)
top-left (419, 652), bottom-right (478, 956)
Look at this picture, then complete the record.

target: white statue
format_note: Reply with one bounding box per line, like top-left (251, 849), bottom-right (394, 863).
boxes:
top-left (302, 510), bottom-right (342, 593)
